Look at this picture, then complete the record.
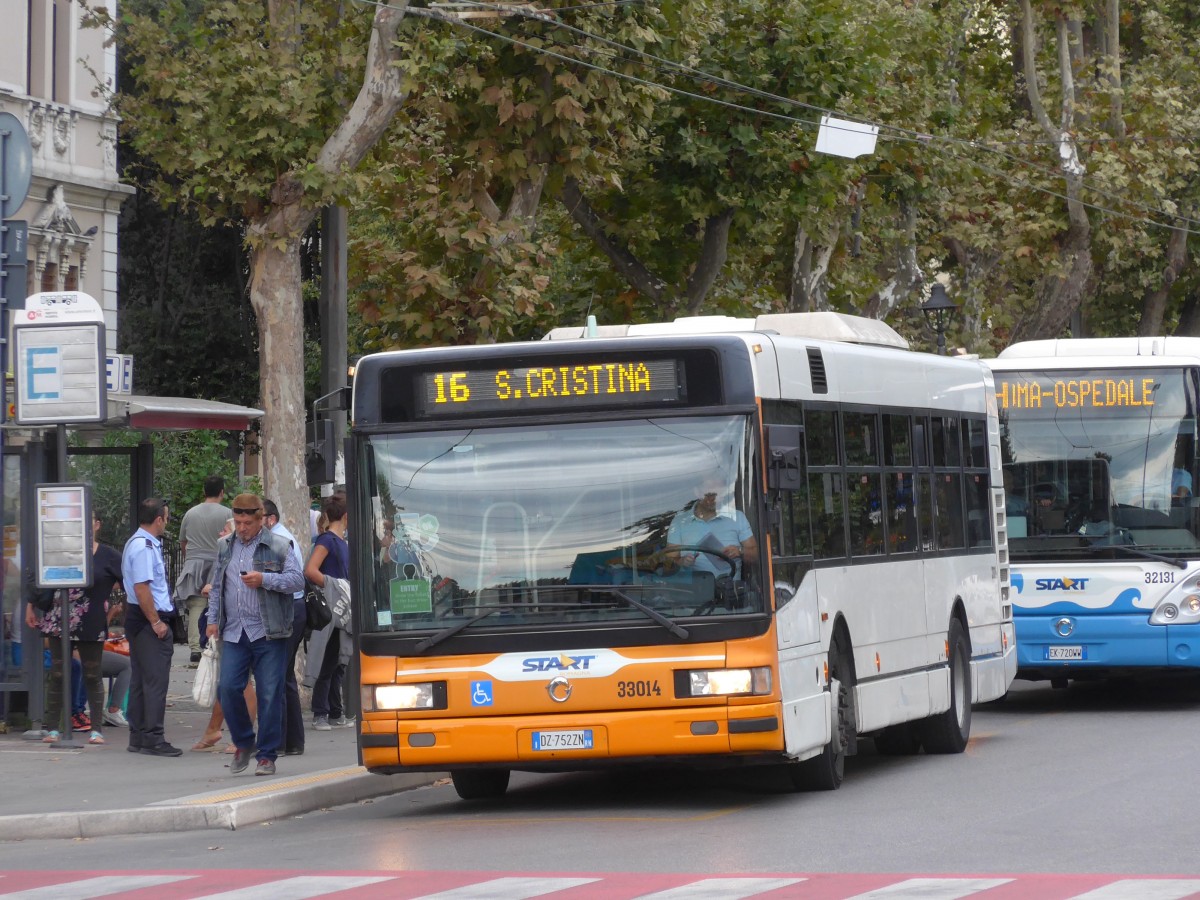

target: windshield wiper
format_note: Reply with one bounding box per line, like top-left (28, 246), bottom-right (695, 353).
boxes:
top-left (1087, 540), bottom-right (1188, 570)
top-left (414, 605), bottom-right (506, 653)
top-left (587, 587), bottom-right (689, 639)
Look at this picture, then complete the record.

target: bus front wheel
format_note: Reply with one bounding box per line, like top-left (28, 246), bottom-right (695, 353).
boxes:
top-left (918, 619), bottom-right (972, 754)
top-left (451, 769), bottom-right (511, 800)
top-left (789, 636), bottom-right (855, 791)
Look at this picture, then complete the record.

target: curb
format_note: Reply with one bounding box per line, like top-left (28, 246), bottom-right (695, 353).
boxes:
top-left (0, 768), bottom-right (440, 842)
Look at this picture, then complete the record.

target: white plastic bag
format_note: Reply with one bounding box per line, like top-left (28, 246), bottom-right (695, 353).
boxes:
top-left (192, 642), bottom-right (220, 708)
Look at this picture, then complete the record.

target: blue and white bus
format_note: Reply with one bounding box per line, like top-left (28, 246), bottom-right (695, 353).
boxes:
top-left (985, 338), bottom-right (1200, 684)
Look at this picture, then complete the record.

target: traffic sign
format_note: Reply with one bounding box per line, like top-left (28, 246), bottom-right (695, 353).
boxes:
top-left (13, 292), bottom-right (108, 425)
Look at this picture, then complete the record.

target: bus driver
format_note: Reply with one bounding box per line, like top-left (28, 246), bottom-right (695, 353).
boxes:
top-left (666, 475), bottom-right (757, 580)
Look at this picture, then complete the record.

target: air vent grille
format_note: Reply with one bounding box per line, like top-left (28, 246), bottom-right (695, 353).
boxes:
top-left (807, 348), bottom-right (828, 394)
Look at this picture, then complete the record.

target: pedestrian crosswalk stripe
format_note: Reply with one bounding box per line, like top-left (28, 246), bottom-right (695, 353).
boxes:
top-left (412, 877), bottom-right (600, 899)
top-left (845, 877), bottom-right (1013, 899)
top-left (0, 875), bottom-right (195, 900)
top-left (634, 877), bottom-right (807, 898)
top-left (1067, 880), bottom-right (1200, 900)
top-left (190, 875), bottom-right (396, 900)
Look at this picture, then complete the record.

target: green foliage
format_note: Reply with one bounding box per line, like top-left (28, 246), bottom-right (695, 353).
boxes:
top-left (104, 0), bottom-right (374, 223)
top-left (68, 429), bottom-right (258, 543)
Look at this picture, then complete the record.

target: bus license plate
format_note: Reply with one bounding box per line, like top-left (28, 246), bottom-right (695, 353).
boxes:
top-left (532, 729), bottom-right (593, 751)
top-left (1046, 645), bottom-right (1085, 661)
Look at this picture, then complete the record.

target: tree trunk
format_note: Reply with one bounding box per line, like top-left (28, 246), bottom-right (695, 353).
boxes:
top-left (684, 209), bottom-right (734, 314)
top-left (1010, 1), bottom-right (1094, 342)
top-left (243, 1), bottom-right (411, 544)
top-left (1138, 215), bottom-right (1191, 336)
top-left (248, 236), bottom-right (311, 551)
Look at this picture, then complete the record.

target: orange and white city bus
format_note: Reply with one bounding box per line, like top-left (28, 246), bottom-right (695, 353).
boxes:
top-left (349, 313), bottom-right (1016, 799)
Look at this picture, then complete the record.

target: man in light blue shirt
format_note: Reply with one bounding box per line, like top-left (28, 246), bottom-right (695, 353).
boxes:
top-left (121, 497), bottom-right (181, 757)
top-left (667, 476), bottom-right (757, 579)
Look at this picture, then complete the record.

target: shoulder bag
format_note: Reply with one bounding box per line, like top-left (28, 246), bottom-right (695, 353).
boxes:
top-left (305, 582), bottom-right (333, 631)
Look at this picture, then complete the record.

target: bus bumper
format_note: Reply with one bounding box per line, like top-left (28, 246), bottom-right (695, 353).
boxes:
top-left (360, 702), bottom-right (784, 772)
top-left (1015, 613), bottom-right (1200, 676)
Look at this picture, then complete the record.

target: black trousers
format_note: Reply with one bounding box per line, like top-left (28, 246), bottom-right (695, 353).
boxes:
top-left (283, 598), bottom-right (307, 752)
top-left (128, 623), bottom-right (174, 748)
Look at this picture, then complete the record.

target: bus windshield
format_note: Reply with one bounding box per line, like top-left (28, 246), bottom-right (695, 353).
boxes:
top-left (357, 415), bottom-right (764, 635)
top-left (996, 367), bottom-right (1200, 558)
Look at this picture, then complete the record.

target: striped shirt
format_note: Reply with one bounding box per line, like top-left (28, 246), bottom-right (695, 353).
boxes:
top-left (219, 530), bottom-right (268, 643)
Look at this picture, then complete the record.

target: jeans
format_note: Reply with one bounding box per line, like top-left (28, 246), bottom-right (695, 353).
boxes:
top-left (218, 632), bottom-right (288, 762)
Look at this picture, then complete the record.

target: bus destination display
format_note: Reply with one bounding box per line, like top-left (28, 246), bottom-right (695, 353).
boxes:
top-left (417, 358), bottom-right (683, 417)
top-left (996, 374), bottom-right (1157, 412)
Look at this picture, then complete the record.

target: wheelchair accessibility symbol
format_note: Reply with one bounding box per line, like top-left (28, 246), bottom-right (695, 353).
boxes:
top-left (471, 680), bottom-right (494, 707)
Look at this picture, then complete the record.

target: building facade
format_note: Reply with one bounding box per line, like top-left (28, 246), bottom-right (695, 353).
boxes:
top-left (1, 0), bottom-right (133, 350)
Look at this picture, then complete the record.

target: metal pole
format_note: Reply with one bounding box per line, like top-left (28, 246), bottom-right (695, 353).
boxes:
top-left (51, 424), bottom-right (80, 748)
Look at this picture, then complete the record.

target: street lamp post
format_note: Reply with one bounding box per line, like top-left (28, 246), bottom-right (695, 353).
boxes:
top-left (921, 283), bottom-right (957, 356)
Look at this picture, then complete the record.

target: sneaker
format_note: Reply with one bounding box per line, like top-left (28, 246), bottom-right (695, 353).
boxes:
top-left (141, 742), bottom-right (183, 757)
top-left (103, 708), bottom-right (129, 728)
top-left (42, 730), bottom-right (61, 743)
top-left (331, 716), bottom-right (356, 728)
top-left (72, 712), bottom-right (91, 732)
top-left (231, 746), bottom-right (254, 774)
top-left (88, 731), bottom-right (106, 745)
top-left (255, 758), bottom-right (276, 776)
top-left (284, 746), bottom-right (304, 756)
top-left (313, 716), bottom-right (332, 731)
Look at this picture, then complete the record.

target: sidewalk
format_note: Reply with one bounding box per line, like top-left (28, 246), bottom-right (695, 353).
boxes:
top-left (0, 645), bottom-right (439, 841)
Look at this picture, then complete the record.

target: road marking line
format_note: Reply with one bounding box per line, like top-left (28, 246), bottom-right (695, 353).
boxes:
top-left (1068, 880), bottom-right (1200, 900)
top-left (0, 875), bottom-right (194, 899)
top-left (845, 877), bottom-right (1013, 899)
top-left (412, 877), bottom-right (600, 898)
top-left (634, 877), bottom-right (807, 898)
top-left (190, 875), bottom-right (396, 899)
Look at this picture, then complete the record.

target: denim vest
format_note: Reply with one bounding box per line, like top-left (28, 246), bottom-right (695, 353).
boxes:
top-left (213, 529), bottom-right (295, 640)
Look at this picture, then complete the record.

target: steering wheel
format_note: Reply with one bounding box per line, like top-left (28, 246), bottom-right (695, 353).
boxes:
top-left (673, 544), bottom-right (737, 578)
top-left (673, 545), bottom-right (738, 616)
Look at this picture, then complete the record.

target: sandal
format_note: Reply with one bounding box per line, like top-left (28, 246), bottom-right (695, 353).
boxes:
top-left (190, 733), bottom-right (223, 752)
top-left (88, 731), bottom-right (105, 745)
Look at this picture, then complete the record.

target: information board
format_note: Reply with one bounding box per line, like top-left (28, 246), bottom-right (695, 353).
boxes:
top-left (35, 483), bottom-right (92, 589)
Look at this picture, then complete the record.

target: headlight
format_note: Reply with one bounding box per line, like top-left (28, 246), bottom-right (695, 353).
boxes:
top-left (365, 682), bottom-right (438, 711)
top-left (687, 667), bottom-right (772, 697)
top-left (1150, 594), bottom-right (1200, 626)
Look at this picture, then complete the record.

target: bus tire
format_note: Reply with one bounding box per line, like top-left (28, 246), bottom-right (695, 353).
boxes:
top-left (789, 636), bottom-right (855, 790)
top-left (451, 769), bottom-right (511, 800)
top-left (873, 723), bottom-right (922, 756)
top-left (918, 619), bottom-right (972, 754)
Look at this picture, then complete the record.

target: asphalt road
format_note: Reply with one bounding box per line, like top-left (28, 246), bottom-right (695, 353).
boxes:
top-left (5, 675), bottom-right (1200, 877)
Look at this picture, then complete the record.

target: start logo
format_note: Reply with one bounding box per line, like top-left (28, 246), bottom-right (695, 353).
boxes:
top-left (1035, 577), bottom-right (1089, 591)
top-left (521, 653), bottom-right (597, 673)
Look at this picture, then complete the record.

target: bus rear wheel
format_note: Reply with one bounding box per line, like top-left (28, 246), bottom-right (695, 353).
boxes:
top-left (917, 619), bottom-right (972, 754)
top-left (451, 769), bottom-right (511, 800)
